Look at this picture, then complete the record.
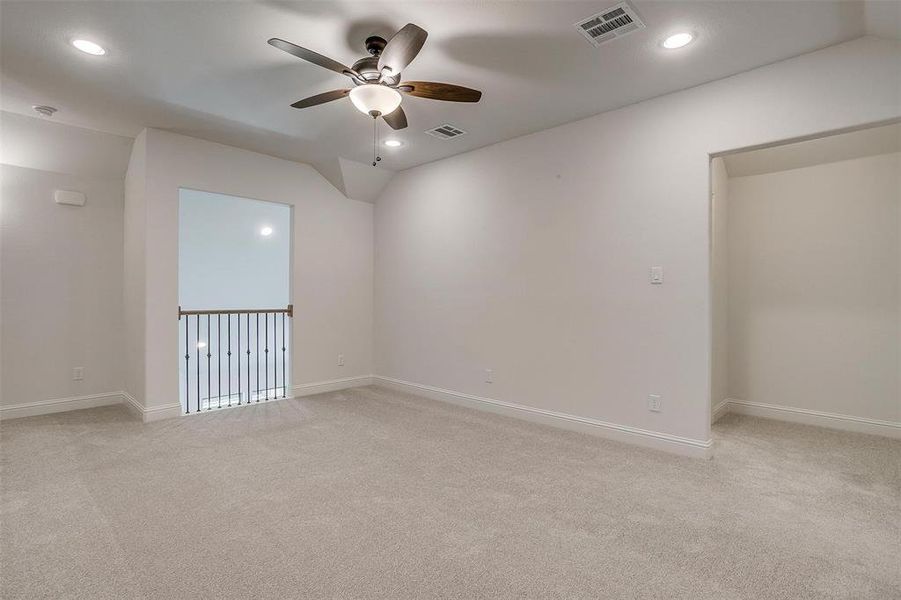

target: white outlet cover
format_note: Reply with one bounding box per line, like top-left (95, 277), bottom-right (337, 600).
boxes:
top-left (648, 394), bottom-right (662, 412)
top-left (485, 369), bottom-right (493, 383)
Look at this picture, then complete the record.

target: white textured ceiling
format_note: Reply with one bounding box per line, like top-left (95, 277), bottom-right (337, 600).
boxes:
top-left (0, 1), bottom-right (887, 172)
top-left (723, 121), bottom-right (901, 178)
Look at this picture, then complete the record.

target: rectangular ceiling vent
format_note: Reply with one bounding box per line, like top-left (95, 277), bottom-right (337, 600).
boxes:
top-left (575, 2), bottom-right (645, 47)
top-left (425, 124), bottom-right (467, 140)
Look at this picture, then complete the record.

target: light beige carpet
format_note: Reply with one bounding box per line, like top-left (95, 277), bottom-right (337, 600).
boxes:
top-left (1, 385), bottom-right (899, 599)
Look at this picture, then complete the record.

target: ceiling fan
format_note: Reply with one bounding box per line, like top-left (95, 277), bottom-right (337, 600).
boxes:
top-left (268, 23), bottom-right (482, 131)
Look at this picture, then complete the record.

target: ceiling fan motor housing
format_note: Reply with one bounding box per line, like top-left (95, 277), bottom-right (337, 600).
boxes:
top-left (351, 54), bottom-right (400, 86)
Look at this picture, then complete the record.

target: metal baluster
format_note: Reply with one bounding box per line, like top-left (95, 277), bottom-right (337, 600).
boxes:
top-left (227, 314), bottom-right (232, 407)
top-left (273, 311), bottom-right (277, 401)
top-left (237, 312), bottom-right (242, 405)
top-left (217, 314), bottom-right (222, 409)
top-left (184, 313), bottom-right (190, 413)
top-left (282, 312), bottom-right (286, 398)
top-left (206, 315), bottom-right (211, 410)
top-left (255, 313), bottom-right (260, 402)
top-left (265, 312), bottom-right (269, 400)
top-left (196, 316), bottom-right (200, 414)
top-left (246, 314), bottom-right (251, 404)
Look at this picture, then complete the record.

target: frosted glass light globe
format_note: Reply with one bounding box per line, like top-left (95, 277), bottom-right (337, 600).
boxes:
top-left (349, 84), bottom-right (402, 116)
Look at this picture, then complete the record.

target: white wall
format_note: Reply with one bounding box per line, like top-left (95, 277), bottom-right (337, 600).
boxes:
top-left (373, 37), bottom-right (901, 450)
top-left (1, 164), bottom-right (124, 409)
top-left (726, 152), bottom-right (900, 424)
top-left (710, 158), bottom-right (729, 419)
top-left (128, 129), bottom-right (373, 416)
top-left (123, 131), bottom-right (146, 408)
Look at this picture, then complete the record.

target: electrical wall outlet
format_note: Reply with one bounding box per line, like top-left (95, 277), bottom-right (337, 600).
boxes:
top-left (648, 394), bottom-right (662, 412)
top-left (650, 266), bottom-right (664, 284)
top-left (72, 367), bottom-right (84, 381)
top-left (485, 369), bottom-right (493, 383)
top-left (337, 354), bottom-right (345, 367)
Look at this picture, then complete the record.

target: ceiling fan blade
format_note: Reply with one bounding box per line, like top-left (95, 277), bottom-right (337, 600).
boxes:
top-left (399, 81), bottom-right (482, 103)
top-left (268, 38), bottom-right (357, 78)
top-left (290, 89), bottom-right (350, 109)
top-left (383, 106), bottom-right (408, 130)
top-left (378, 24), bottom-right (428, 77)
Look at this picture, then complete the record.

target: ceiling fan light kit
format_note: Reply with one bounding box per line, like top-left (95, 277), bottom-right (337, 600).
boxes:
top-left (268, 22), bottom-right (482, 166)
top-left (349, 84), bottom-right (402, 117)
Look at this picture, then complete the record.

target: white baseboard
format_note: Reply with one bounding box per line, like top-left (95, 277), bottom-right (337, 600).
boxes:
top-left (716, 398), bottom-right (900, 439)
top-left (121, 392), bottom-right (181, 423)
top-left (0, 376), bottom-right (372, 423)
top-left (0, 391), bottom-right (123, 421)
top-left (373, 376), bottom-right (712, 459)
top-left (121, 376), bottom-right (374, 422)
top-left (292, 375), bottom-right (373, 398)
top-left (143, 404), bottom-right (182, 422)
top-left (711, 399), bottom-right (730, 424)
top-left (121, 392), bottom-right (144, 420)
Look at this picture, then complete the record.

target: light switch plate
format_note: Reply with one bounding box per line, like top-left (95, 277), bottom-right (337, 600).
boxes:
top-left (650, 266), bottom-right (664, 284)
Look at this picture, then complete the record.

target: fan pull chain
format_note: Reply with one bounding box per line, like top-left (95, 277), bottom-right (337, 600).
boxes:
top-left (372, 116), bottom-right (382, 167)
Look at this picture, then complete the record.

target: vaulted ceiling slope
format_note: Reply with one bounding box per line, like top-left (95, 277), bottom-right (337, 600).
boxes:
top-left (0, 110), bottom-right (132, 179)
top-left (723, 122), bottom-right (901, 178)
top-left (1, 1), bottom-right (896, 174)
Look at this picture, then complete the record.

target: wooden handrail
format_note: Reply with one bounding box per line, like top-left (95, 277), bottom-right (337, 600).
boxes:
top-left (178, 304), bottom-right (293, 318)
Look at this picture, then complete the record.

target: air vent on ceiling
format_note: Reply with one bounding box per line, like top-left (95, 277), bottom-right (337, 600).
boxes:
top-left (575, 2), bottom-right (645, 47)
top-left (425, 124), bottom-right (467, 140)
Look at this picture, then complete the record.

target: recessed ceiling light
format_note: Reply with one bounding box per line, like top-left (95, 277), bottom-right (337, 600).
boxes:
top-left (662, 32), bottom-right (694, 49)
top-left (72, 39), bottom-right (106, 56)
top-left (260, 226), bottom-right (273, 237)
top-left (384, 139), bottom-right (403, 148)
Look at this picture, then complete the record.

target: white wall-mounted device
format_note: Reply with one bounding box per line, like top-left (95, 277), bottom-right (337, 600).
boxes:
top-left (54, 190), bottom-right (86, 207)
